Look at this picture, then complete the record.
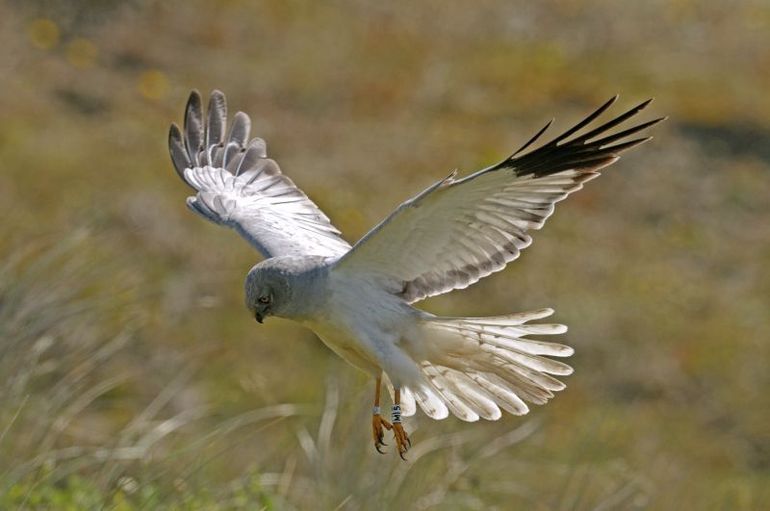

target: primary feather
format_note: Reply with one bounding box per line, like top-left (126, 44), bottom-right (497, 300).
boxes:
top-left (168, 91), bottom-right (662, 424)
top-left (169, 90), bottom-right (351, 259)
top-left (335, 96), bottom-right (664, 303)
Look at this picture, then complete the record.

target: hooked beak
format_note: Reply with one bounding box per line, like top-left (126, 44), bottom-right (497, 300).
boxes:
top-left (255, 311), bottom-right (264, 324)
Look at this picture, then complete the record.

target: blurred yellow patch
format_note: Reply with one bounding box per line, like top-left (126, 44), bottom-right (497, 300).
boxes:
top-left (665, 0), bottom-right (696, 21)
top-left (337, 207), bottom-right (368, 235)
top-left (27, 18), bottom-right (59, 50)
top-left (744, 4), bottom-right (770, 30)
top-left (138, 70), bottom-right (170, 100)
top-left (66, 38), bottom-right (98, 69)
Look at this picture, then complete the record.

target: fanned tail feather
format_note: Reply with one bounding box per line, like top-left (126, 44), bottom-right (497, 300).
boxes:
top-left (407, 308), bottom-right (573, 421)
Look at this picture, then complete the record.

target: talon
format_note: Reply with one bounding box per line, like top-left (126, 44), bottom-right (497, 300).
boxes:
top-left (392, 422), bottom-right (411, 461)
top-left (372, 413), bottom-right (393, 454)
top-left (371, 377), bottom-right (412, 459)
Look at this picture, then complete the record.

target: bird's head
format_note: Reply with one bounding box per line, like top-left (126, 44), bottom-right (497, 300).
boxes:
top-left (244, 261), bottom-right (292, 324)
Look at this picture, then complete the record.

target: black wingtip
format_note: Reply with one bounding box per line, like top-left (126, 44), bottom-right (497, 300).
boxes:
top-left (169, 122), bottom-right (194, 183)
top-left (498, 95), bottom-right (663, 177)
top-left (549, 95), bottom-right (619, 146)
top-left (511, 118), bottom-right (554, 157)
top-left (603, 136), bottom-right (654, 154)
top-left (169, 121), bottom-right (181, 139)
top-left (602, 94), bottom-right (620, 109)
top-left (168, 122), bottom-right (181, 152)
top-left (599, 95), bottom-right (620, 108)
top-left (645, 116), bottom-right (667, 130)
top-left (184, 91), bottom-right (202, 123)
top-left (571, 98), bottom-right (658, 145)
top-left (183, 90), bottom-right (206, 162)
top-left (631, 97), bottom-right (654, 113)
top-left (186, 89), bottom-right (202, 111)
top-left (184, 90), bottom-right (203, 131)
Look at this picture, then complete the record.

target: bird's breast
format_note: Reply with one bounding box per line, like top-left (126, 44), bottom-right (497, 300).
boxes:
top-left (297, 272), bottom-right (412, 375)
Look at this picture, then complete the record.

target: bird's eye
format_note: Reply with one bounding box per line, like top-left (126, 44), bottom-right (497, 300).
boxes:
top-left (258, 296), bottom-right (270, 304)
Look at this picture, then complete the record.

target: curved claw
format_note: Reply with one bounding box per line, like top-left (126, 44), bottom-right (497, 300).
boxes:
top-left (392, 422), bottom-right (411, 461)
top-left (372, 414), bottom-right (392, 454)
top-left (375, 435), bottom-right (388, 454)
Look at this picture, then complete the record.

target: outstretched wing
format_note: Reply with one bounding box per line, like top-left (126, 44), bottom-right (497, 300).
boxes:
top-left (168, 90), bottom-right (351, 259)
top-left (335, 97), bottom-right (664, 302)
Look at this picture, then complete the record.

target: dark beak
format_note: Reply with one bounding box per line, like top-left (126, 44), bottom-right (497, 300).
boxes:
top-left (255, 311), bottom-right (264, 324)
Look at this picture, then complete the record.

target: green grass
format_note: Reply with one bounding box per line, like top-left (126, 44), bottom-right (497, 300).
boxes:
top-left (1, 1), bottom-right (769, 509)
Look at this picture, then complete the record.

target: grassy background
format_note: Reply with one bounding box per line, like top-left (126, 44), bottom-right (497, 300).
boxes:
top-left (1, 1), bottom-right (769, 509)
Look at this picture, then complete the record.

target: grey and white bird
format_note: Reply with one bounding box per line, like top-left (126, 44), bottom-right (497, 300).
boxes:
top-left (168, 90), bottom-right (662, 459)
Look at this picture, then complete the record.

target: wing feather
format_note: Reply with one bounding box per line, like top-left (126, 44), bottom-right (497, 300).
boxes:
top-left (169, 90), bottom-right (351, 259)
top-left (335, 98), bottom-right (664, 302)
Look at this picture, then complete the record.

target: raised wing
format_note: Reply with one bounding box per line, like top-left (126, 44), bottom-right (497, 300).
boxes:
top-left (335, 97), bottom-right (664, 302)
top-left (168, 90), bottom-right (351, 259)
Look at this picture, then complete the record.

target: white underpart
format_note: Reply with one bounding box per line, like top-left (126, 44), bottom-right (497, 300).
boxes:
top-left (298, 269), bottom-right (572, 422)
top-left (169, 91), bottom-right (660, 422)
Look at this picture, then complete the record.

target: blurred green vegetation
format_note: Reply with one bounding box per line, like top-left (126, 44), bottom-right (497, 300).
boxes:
top-left (1, 0), bottom-right (769, 509)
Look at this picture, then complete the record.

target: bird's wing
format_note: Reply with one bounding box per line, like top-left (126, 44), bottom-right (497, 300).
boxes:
top-left (335, 97), bottom-right (663, 302)
top-left (169, 90), bottom-right (351, 259)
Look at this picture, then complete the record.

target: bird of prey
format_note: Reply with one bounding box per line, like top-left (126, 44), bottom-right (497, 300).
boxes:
top-left (168, 90), bottom-right (662, 459)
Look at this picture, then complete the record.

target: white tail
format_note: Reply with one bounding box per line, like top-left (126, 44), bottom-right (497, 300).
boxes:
top-left (387, 308), bottom-right (573, 422)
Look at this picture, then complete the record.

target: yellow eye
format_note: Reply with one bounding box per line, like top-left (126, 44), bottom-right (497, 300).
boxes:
top-left (258, 296), bottom-right (270, 304)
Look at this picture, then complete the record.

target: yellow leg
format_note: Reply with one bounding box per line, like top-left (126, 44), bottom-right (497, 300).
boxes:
top-left (371, 375), bottom-right (392, 454)
top-left (391, 388), bottom-right (411, 460)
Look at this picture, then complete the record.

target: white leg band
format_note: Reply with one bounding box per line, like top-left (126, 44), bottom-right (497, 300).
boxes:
top-left (372, 406), bottom-right (381, 415)
top-left (391, 404), bottom-right (402, 424)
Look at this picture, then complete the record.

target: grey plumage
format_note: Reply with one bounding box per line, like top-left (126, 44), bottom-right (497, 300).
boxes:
top-left (336, 96), bottom-right (665, 303)
top-left (168, 90), bottom-right (662, 423)
top-left (169, 90), bottom-right (351, 258)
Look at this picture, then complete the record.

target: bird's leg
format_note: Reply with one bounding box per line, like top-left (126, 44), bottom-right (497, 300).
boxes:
top-left (371, 375), bottom-right (392, 454)
top-left (391, 387), bottom-right (411, 460)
